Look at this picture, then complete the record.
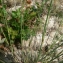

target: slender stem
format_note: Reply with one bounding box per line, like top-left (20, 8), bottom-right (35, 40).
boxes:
top-left (36, 0), bottom-right (52, 62)
top-left (41, 0), bottom-right (52, 48)
top-left (20, 14), bottom-right (23, 47)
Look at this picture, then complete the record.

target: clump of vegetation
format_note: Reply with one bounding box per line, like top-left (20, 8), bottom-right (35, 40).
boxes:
top-left (0, 1), bottom-right (40, 45)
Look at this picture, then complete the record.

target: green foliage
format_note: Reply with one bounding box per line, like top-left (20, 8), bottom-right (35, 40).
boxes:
top-left (0, 3), bottom-right (41, 45)
top-left (8, 8), bottom-right (37, 41)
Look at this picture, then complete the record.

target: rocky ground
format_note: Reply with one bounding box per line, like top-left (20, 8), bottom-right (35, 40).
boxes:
top-left (0, 0), bottom-right (63, 63)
